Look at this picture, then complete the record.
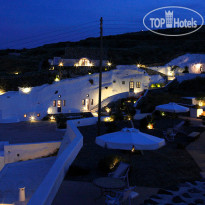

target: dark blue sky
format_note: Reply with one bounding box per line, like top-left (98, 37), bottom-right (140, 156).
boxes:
top-left (0, 0), bottom-right (204, 49)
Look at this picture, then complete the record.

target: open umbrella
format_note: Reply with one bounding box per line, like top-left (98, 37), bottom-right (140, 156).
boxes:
top-left (155, 103), bottom-right (189, 113)
top-left (96, 128), bottom-right (165, 151)
top-left (155, 102), bottom-right (189, 127)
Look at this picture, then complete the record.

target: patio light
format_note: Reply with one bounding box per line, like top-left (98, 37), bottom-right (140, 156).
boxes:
top-left (0, 89), bottom-right (6, 95)
top-left (105, 107), bottom-right (111, 113)
top-left (59, 62), bottom-right (63, 67)
top-left (107, 62), bottom-right (112, 67)
top-left (147, 123), bottom-right (154, 129)
top-left (20, 87), bottom-right (32, 94)
top-left (50, 115), bottom-right (55, 121)
top-left (30, 116), bottom-right (36, 122)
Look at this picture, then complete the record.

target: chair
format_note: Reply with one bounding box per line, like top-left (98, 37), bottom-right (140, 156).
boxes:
top-left (163, 130), bottom-right (175, 142)
top-left (173, 121), bottom-right (187, 135)
top-left (108, 162), bottom-right (130, 186)
top-left (105, 186), bottom-right (139, 205)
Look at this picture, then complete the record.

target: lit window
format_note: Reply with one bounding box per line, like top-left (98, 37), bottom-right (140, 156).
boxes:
top-left (24, 114), bottom-right (27, 118)
top-left (53, 100), bottom-right (56, 107)
top-left (122, 81), bottom-right (125, 85)
top-left (130, 81), bottom-right (134, 89)
top-left (37, 113), bottom-right (40, 117)
top-left (63, 100), bottom-right (66, 106)
top-left (82, 99), bottom-right (85, 105)
top-left (136, 82), bottom-right (141, 88)
top-left (77, 58), bottom-right (93, 66)
top-left (91, 99), bottom-right (93, 105)
top-left (57, 100), bottom-right (61, 107)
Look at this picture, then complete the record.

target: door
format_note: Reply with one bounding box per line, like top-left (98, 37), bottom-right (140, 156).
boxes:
top-left (85, 99), bottom-right (90, 111)
top-left (57, 100), bottom-right (62, 112)
top-left (129, 81), bottom-right (134, 93)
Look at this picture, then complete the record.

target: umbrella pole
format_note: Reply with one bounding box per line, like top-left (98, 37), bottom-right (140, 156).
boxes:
top-left (130, 120), bottom-right (134, 128)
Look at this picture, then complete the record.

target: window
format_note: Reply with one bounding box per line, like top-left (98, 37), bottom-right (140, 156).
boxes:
top-left (57, 100), bottom-right (61, 107)
top-left (113, 80), bottom-right (116, 83)
top-left (53, 100), bottom-right (56, 107)
top-left (63, 100), bottom-right (66, 106)
top-left (91, 99), bottom-right (93, 105)
top-left (129, 81), bottom-right (134, 89)
top-left (136, 82), bottom-right (141, 88)
top-left (129, 81), bottom-right (134, 93)
top-left (122, 81), bottom-right (125, 85)
top-left (78, 58), bottom-right (93, 66)
top-left (37, 113), bottom-right (40, 117)
top-left (82, 99), bottom-right (85, 105)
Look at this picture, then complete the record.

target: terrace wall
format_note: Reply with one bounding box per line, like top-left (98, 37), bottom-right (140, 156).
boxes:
top-left (4, 141), bottom-right (61, 164)
top-left (27, 118), bottom-right (97, 205)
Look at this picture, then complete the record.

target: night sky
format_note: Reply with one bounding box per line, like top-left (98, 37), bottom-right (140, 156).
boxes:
top-left (0, 0), bottom-right (204, 49)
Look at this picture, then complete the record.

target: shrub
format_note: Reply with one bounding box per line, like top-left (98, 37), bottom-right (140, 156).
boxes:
top-left (98, 155), bottom-right (122, 174)
top-left (56, 114), bottom-right (67, 129)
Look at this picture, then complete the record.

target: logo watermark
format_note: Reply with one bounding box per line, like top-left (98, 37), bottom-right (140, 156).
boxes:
top-left (143, 6), bottom-right (204, 36)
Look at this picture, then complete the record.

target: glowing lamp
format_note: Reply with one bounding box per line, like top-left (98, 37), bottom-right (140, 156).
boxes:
top-left (30, 116), bottom-right (36, 122)
top-left (20, 87), bottom-right (32, 94)
top-left (74, 63), bottom-right (79, 67)
top-left (54, 76), bottom-right (60, 82)
top-left (161, 112), bottom-right (166, 117)
top-left (105, 107), bottom-right (111, 113)
top-left (50, 115), bottom-right (55, 121)
top-left (104, 117), bottom-right (114, 122)
top-left (131, 145), bottom-right (135, 152)
top-left (198, 101), bottom-right (203, 106)
top-left (107, 62), bottom-right (112, 67)
top-left (147, 123), bottom-right (154, 129)
top-left (0, 89), bottom-right (6, 95)
top-left (59, 62), bottom-right (63, 67)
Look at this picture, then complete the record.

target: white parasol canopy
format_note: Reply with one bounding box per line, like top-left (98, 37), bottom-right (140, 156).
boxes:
top-left (155, 103), bottom-right (189, 113)
top-left (96, 128), bottom-right (165, 150)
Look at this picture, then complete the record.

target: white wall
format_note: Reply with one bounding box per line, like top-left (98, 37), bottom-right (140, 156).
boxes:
top-left (4, 141), bottom-right (61, 164)
top-left (28, 120), bottom-right (84, 205)
top-left (0, 67), bottom-right (153, 123)
top-left (72, 117), bottom-right (98, 127)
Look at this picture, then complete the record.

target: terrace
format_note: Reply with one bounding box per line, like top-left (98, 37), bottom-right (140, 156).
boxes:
top-left (51, 114), bottom-right (205, 204)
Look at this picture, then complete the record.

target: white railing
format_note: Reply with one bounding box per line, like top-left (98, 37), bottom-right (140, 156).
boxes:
top-left (28, 117), bottom-right (98, 205)
top-left (28, 121), bottom-right (83, 205)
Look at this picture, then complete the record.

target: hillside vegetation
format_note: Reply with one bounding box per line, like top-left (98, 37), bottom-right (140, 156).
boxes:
top-left (0, 26), bottom-right (205, 90)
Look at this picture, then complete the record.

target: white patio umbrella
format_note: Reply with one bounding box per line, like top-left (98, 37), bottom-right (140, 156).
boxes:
top-left (155, 103), bottom-right (189, 113)
top-left (96, 128), bottom-right (165, 150)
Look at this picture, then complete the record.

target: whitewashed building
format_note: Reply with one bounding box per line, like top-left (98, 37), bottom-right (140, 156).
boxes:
top-left (0, 65), bottom-right (165, 123)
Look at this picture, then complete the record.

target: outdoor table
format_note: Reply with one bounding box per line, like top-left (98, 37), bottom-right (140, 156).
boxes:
top-left (93, 177), bottom-right (126, 200)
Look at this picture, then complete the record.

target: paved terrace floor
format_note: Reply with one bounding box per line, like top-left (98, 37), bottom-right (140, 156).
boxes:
top-left (52, 181), bottom-right (158, 205)
top-left (0, 121), bottom-right (65, 144)
top-left (187, 130), bottom-right (205, 174)
top-left (0, 157), bottom-right (56, 204)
